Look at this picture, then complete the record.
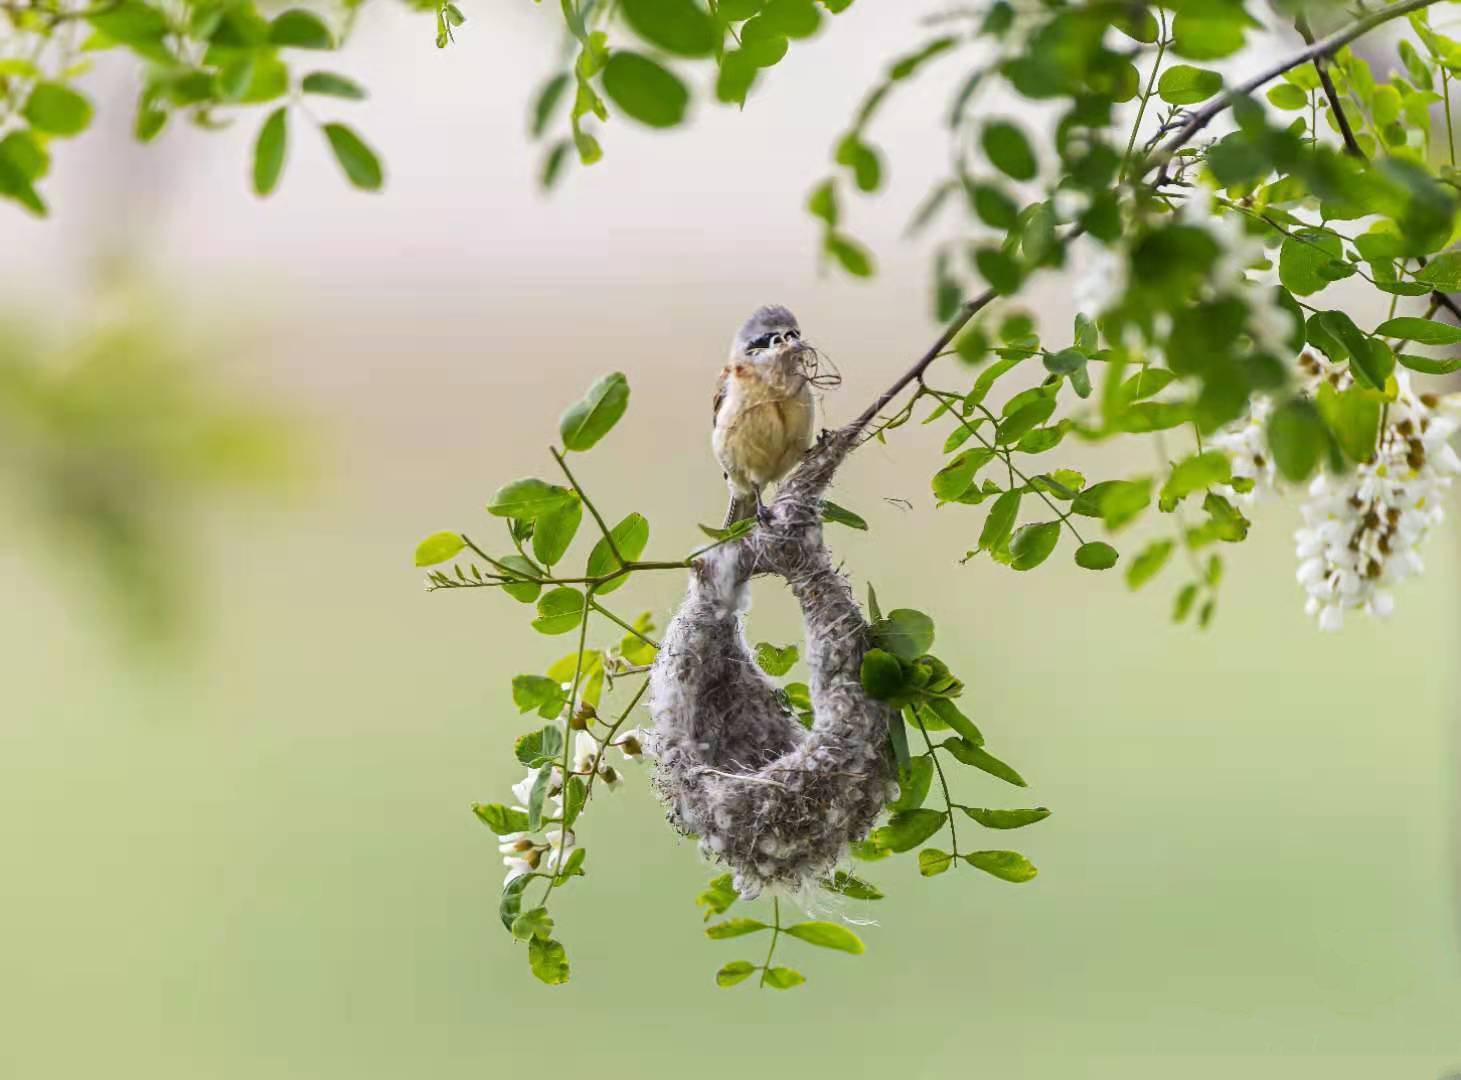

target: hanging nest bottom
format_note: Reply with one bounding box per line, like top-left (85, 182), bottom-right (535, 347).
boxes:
top-left (648, 433), bottom-right (895, 898)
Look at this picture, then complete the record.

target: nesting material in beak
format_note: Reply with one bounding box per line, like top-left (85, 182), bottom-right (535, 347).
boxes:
top-left (794, 343), bottom-right (842, 391)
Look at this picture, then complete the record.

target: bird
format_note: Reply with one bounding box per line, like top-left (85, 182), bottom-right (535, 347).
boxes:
top-left (712, 305), bottom-right (830, 527)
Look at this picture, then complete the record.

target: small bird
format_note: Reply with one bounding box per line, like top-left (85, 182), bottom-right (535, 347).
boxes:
top-left (712, 305), bottom-right (827, 526)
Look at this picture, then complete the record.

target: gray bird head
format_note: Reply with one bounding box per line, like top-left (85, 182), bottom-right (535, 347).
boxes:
top-left (730, 305), bottom-right (804, 360)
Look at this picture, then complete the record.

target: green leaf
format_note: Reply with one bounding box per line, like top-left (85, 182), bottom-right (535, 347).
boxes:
top-left (269, 8), bottom-right (334, 48)
top-left (23, 83), bottom-right (93, 137)
top-left (620, 0), bottom-right (719, 56)
top-left (869, 808), bottom-right (946, 852)
top-left (942, 739), bottom-right (1026, 786)
top-left (962, 806), bottom-right (1050, 829)
top-left (1158, 64), bottom-right (1223, 105)
top-left (414, 530), bottom-right (464, 567)
top-left (1279, 229), bottom-right (1344, 296)
top-left (933, 446), bottom-right (995, 501)
top-left (859, 648), bottom-right (905, 701)
top-left (562, 775), bottom-right (587, 827)
top-left (488, 478), bottom-right (575, 520)
top-left (88, 1), bottom-right (170, 56)
top-left (532, 496), bottom-right (582, 567)
top-left (498, 555), bottom-right (542, 603)
top-left (1158, 451), bottom-right (1231, 510)
top-left (982, 120), bottom-right (1037, 180)
top-left (979, 489), bottom-right (1021, 552)
top-left (533, 587), bottom-right (585, 635)
top-left (1374, 316), bottom-right (1461, 344)
top-left (1079, 479), bottom-right (1151, 530)
top-left (1315, 382), bottom-right (1380, 463)
top-left (511, 907), bottom-right (555, 943)
top-left (783, 921), bottom-right (864, 953)
top-left (760, 0), bottom-right (821, 37)
top-left (965, 850), bottom-right (1038, 883)
top-left (601, 52), bottom-right (689, 128)
top-left (919, 697), bottom-right (982, 746)
top-left (322, 123), bottom-right (383, 190)
top-left (919, 848), bottom-right (955, 876)
top-left (301, 72), bottom-right (366, 99)
top-left (888, 754), bottom-right (934, 812)
top-left (754, 642), bottom-right (799, 676)
top-left (528, 936), bottom-right (570, 985)
top-left (1266, 83), bottom-right (1308, 110)
top-left (472, 802), bottom-right (531, 833)
top-left (526, 763), bottom-right (554, 830)
top-left (705, 918), bottom-right (770, 939)
top-left (1397, 352), bottom-right (1461, 375)
top-left (1171, 9), bottom-right (1246, 60)
top-left (252, 107), bottom-right (288, 197)
top-left (553, 845), bottom-right (586, 883)
top-left (515, 724), bottom-right (564, 767)
top-left (821, 500), bottom-right (868, 530)
top-left (512, 674), bottom-right (565, 715)
top-left (826, 233), bottom-right (875, 277)
top-left (1074, 541), bottom-right (1118, 570)
top-left (822, 871), bottom-right (882, 900)
top-left (584, 512), bottom-right (650, 596)
top-left (1125, 539), bottom-right (1173, 589)
top-left (1009, 521), bottom-right (1060, 571)
top-left (696, 874), bottom-right (740, 920)
top-left (499, 874), bottom-right (530, 932)
top-left (1415, 252), bottom-right (1461, 290)
top-left (996, 397), bottom-right (1055, 444)
top-left (869, 609), bottom-right (934, 661)
top-left (1266, 396), bottom-right (1325, 482)
top-left (560, 371), bottom-right (630, 451)
top-left (762, 966), bottom-right (805, 989)
top-left (716, 960), bottom-right (758, 987)
top-left (835, 134), bottom-right (882, 192)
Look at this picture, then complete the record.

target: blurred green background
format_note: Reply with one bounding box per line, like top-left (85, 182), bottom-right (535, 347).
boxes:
top-left (2, 2), bottom-right (1459, 1077)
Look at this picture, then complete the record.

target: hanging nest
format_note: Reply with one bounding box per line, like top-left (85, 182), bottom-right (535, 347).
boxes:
top-left (648, 431), bottom-right (896, 898)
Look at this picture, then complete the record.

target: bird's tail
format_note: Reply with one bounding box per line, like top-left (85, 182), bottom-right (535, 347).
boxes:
top-left (724, 491), bottom-right (757, 529)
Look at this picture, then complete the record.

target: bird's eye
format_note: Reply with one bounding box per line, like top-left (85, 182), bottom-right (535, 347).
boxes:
top-left (786, 329), bottom-right (800, 341)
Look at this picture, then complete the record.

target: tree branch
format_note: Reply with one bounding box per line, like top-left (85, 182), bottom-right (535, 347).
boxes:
top-left (827, 0), bottom-right (1449, 453)
top-left (1293, 10), bottom-right (1461, 323)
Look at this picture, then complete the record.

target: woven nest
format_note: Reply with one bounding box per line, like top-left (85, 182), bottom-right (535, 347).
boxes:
top-left (648, 432), bottom-right (896, 898)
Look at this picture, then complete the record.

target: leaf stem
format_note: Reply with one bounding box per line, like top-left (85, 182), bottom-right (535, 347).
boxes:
top-left (913, 711), bottom-right (958, 859)
top-left (551, 445), bottom-right (624, 566)
top-left (757, 897), bottom-right (782, 988)
top-left (1118, 12), bottom-right (1168, 184)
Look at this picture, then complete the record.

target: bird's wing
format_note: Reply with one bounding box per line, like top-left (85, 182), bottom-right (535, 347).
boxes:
top-left (712, 367), bottom-right (729, 428)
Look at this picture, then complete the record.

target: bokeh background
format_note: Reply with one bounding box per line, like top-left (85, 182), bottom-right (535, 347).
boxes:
top-left (3, 2), bottom-right (1459, 1077)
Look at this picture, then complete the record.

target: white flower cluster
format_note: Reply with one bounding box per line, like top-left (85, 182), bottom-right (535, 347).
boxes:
top-left (1295, 366), bottom-right (1460, 631)
top-left (1208, 393), bottom-right (1278, 505)
top-left (498, 720), bottom-right (652, 887)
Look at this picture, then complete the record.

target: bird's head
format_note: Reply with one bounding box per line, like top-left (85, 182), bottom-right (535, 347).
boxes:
top-left (730, 304), bottom-right (841, 389)
top-left (731, 305), bottom-right (805, 363)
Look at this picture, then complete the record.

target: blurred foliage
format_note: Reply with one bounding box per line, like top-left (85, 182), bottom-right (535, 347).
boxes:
top-left (0, 274), bottom-right (295, 640)
top-left (0, 0), bottom-right (388, 212)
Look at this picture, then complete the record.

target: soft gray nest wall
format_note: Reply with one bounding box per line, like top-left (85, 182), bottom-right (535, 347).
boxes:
top-left (649, 431), bottom-right (896, 897)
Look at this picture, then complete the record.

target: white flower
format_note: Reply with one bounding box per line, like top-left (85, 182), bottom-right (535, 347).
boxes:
top-left (510, 767), bottom-right (560, 807)
top-left (497, 831), bottom-right (535, 856)
top-left (543, 828), bottom-right (576, 873)
top-left (611, 727), bottom-right (651, 763)
top-left (1293, 370), bottom-right (1460, 630)
top-left (503, 854), bottom-right (536, 885)
top-left (1210, 393), bottom-right (1277, 505)
top-left (571, 731), bottom-right (599, 774)
top-left (1072, 239), bottom-right (1127, 318)
top-left (597, 764), bottom-right (623, 792)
